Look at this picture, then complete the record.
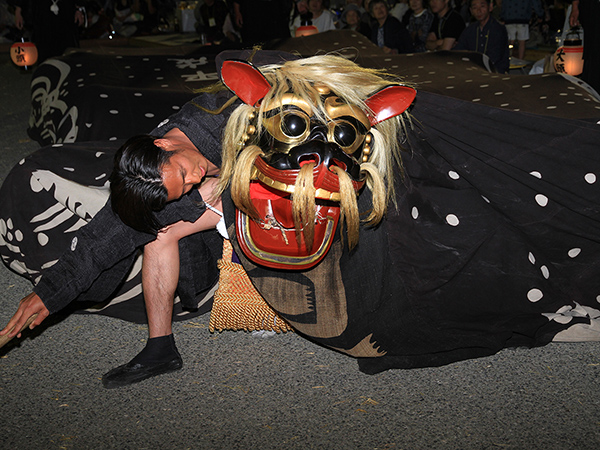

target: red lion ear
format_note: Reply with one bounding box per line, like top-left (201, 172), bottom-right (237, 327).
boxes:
top-left (220, 60), bottom-right (272, 107)
top-left (364, 85), bottom-right (416, 126)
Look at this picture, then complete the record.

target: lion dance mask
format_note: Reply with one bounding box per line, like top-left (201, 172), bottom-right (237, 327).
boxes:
top-left (217, 56), bottom-right (416, 270)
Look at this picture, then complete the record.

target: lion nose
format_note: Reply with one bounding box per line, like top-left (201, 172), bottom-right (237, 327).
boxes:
top-left (288, 141), bottom-right (362, 181)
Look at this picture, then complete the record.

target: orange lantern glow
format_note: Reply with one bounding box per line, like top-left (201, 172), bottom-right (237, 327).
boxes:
top-left (295, 25), bottom-right (318, 37)
top-left (554, 28), bottom-right (584, 76)
top-left (10, 41), bottom-right (38, 68)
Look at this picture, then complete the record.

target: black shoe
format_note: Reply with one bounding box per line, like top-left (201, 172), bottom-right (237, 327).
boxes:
top-left (102, 355), bottom-right (183, 389)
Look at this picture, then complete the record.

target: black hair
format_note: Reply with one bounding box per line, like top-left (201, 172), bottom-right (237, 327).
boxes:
top-left (369, 0), bottom-right (389, 14)
top-left (109, 134), bottom-right (172, 234)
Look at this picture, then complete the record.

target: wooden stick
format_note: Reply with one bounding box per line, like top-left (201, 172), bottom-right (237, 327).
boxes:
top-left (0, 314), bottom-right (39, 350)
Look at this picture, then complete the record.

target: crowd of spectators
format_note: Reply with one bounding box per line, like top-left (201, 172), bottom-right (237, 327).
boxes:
top-left (1, 0), bottom-right (573, 74)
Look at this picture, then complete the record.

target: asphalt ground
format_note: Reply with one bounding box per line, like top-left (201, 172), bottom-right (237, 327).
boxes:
top-left (0, 54), bottom-right (599, 450)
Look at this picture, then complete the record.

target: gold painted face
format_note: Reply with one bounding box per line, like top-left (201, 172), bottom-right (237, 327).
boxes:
top-left (260, 90), bottom-right (371, 157)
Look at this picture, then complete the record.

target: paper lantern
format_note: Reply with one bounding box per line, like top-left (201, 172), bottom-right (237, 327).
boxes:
top-left (554, 29), bottom-right (584, 76)
top-left (295, 25), bottom-right (318, 37)
top-left (10, 41), bottom-right (38, 68)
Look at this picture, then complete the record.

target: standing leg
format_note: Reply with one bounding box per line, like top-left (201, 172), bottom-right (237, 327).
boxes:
top-left (102, 179), bottom-right (223, 389)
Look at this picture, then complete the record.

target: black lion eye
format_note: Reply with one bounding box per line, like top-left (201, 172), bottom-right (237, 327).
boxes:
top-left (333, 122), bottom-right (357, 147)
top-left (281, 113), bottom-right (307, 138)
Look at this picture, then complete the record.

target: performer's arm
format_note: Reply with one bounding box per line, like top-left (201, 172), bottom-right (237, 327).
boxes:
top-left (0, 293), bottom-right (48, 339)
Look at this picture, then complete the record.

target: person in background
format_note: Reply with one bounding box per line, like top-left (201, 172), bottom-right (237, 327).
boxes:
top-left (501, 0), bottom-right (545, 60)
top-left (11, 0), bottom-right (85, 63)
top-left (426, 0), bottom-right (465, 50)
top-left (569, 0), bottom-right (600, 92)
top-left (341, 3), bottom-right (371, 36)
top-left (390, 0), bottom-right (410, 23)
top-left (407, 0), bottom-right (433, 52)
top-left (233, 0), bottom-right (292, 45)
top-left (455, 0), bottom-right (510, 73)
top-left (292, 0), bottom-right (337, 34)
top-left (369, 0), bottom-right (414, 53)
top-left (195, 0), bottom-right (230, 44)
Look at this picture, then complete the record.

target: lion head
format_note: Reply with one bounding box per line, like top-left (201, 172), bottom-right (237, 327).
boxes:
top-left (216, 55), bottom-right (415, 270)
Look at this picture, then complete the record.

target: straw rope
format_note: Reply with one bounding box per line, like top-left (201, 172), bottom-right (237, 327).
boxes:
top-left (209, 240), bottom-right (293, 333)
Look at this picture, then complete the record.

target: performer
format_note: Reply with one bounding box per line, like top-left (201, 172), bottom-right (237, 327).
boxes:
top-left (2, 52), bottom-right (600, 386)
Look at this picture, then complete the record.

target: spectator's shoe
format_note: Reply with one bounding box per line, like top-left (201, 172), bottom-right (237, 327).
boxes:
top-left (101, 355), bottom-right (183, 389)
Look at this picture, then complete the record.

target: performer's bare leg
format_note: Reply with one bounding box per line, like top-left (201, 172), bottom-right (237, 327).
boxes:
top-left (102, 179), bottom-right (222, 388)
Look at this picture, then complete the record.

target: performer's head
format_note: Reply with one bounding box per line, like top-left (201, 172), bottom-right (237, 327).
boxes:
top-left (109, 135), bottom-right (170, 234)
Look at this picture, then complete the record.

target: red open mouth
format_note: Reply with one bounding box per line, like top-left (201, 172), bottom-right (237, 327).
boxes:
top-left (235, 157), bottom-right (365, 270)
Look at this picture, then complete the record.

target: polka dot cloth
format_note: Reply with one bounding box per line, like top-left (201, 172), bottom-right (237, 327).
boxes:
top-left (28, 32), bottom-right (600, 147)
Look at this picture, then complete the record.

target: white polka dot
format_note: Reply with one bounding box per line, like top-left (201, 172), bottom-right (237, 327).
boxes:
top-left (546, 106), bottom-right (557, 110)
top-left (472, 98), bottom-right (481, 102)
top-left (134, 92), bottom-right (142, 97)
top-left (527, 288), bottom-right (543, 302)
top-left (15, 230), bottom-right (23, 241)
top-left (89, 73), bottom-right (96, 76)
top-left (528, 252), bottom-right (536, 264)
top-left (19, 159), bottom-right (25, 165)
top-left (95, 173), bottom-right (106, 180)
top-left (156, 77), bottom-right (164, 80)
top-left (480, 84), bottom-right (489, 88)
top-left (109, 137), bottom-right (118, 141)
top-left (63, 167), bottom-right (75, 172)
top-left (535, 194), bottom-right (548, 207)
top-left (52, 143), bottom-right (63, 147)
top-left (95, 152), bottom-right (104, 157)
top-left (568, 248), bottom-right (581, 258)
top-left (596, 295), bottom-right (600, 304)
top-left (85, 123), bottom-right (92, 128)
top-left (584, 173), bottom-right (596, 184)
top-left (154, 68), bottom-right (161, 71)
top-left (540, 265), bottom-right (549, 279)
top-left (172, 106), bottom-right (180, 110)
top-left (494, 92), bottom-right (503, 96)
top-left (0, 219), bottom-right (5, 235)
top-left (481, 195), bottom-right (490, 203)
top-left (539, 96), bottom-right (547, 100)
top-left (448, 171), bottom-right (459, 180)
top-left (530, 171), bottom-right (542, 179)
top-left (145, 113), bottom-right (155, 118)
top-left (38, 233), bottom-right (49, 246)
top-left (446, 214), bottom-right (459, 226)
top-left (522, 84), bottom-right (531, 88)
top-left (109, 110), bottom-right (119, 115)
top-left (411, 206), bottom-right (419, 219)
top-left (100, 94), bottom-right (108, 98)
top-left (6, 231), bottom-right (12, 241)
top-left (76, 78), bottom-right (84, 82)
top-left (7, 218), bottom-right (13, 229)
top-left (71, 237), bottom-right (78, 251)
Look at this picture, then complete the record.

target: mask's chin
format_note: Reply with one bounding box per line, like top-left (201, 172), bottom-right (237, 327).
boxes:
top-left (235, 157), bottom-right (365, 270)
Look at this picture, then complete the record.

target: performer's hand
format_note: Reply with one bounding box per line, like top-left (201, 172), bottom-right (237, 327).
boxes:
top-left (0, 293), bottom-right (49, 339)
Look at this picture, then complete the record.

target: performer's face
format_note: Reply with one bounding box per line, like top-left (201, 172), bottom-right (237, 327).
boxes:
top-left (155, 139), bottom-right (218, 201)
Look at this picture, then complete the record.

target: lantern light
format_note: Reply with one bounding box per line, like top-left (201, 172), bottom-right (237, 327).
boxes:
top-left (295, 25), bottom-right (318, 37)
top-left (10, 39), bottom-right (38, 69)
top-left (554, 27), bottom-right (584, 76)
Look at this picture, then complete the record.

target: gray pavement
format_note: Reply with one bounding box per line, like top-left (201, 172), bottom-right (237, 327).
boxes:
top-left (1, 56), bottom-right (599, 450)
